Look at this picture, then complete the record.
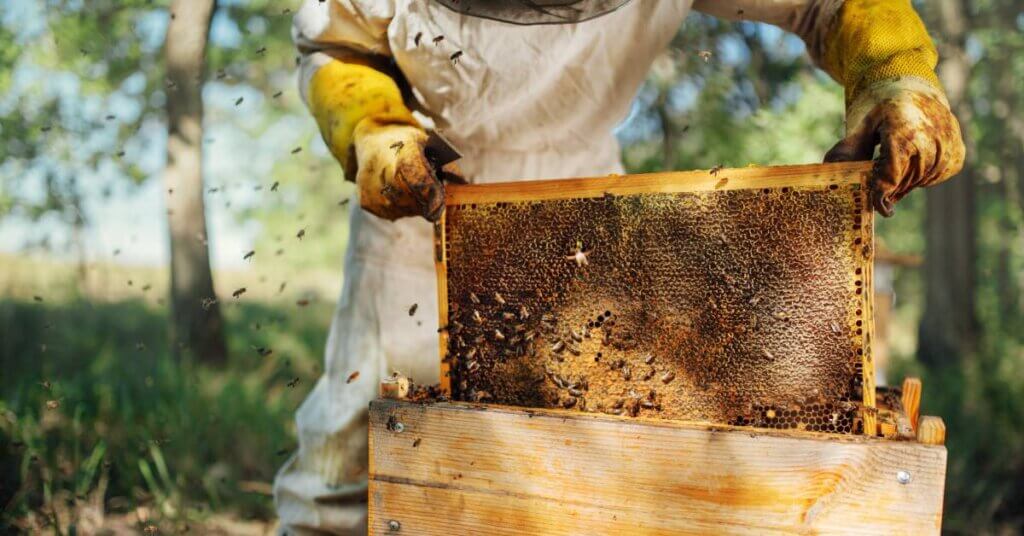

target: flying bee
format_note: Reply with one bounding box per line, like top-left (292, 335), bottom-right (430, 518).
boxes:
top-left (235, 97), bottom-right (244, 106)
top-left (287, 377), bottom-right (300, 388)
top-left (296, 299), bottom-right (310, 307)
top-left (697, 50), bottom-right (713, 62)
top-left (296, 228), bottom-right (306, 240)
top-left (414, 32), bottom-right (423, 46)
top-left (710, 164), bottom-right (724, 176)
top-left (408, 303), bottom-right (418, 316)
top-left (232, 287), bottom-right (247, 298)
top-left (271, 181), bottom-right (280, 191)
top-left (243, 250), bottom-right (255, 261)
top-left (346, 371), bottom-right (360, 383)
top-left (272, 91), bottom-right (283, 98)
top-left (433, 35), bottom-right (444, 45)
top-left (291, 146), bottom-right (303, 154)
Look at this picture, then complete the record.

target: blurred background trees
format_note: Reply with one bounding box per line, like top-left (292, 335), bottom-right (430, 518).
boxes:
top-left (1, 0), bottom-right (1022, 533)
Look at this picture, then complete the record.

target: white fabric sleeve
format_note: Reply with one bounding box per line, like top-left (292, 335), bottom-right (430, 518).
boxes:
top-left (292, 0), bottom-right (396, 104)
top-left (691, 0), bottom-right (844, 66)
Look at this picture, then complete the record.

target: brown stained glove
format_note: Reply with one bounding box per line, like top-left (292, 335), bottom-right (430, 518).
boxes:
top-left (824, 78), bottom-right (965, 216)
top-left (352, 118), bottom-right (463, 222)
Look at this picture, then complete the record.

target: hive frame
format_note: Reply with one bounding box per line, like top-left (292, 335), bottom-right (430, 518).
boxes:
top-left (434, 162), bottom-right (877, 435)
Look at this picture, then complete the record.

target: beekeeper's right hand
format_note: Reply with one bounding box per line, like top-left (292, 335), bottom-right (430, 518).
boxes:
top-left (307, 57), bottom-right (461, 222)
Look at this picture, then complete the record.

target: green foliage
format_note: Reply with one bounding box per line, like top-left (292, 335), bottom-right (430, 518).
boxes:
top-left (0, 295), bottom-right (331, 530)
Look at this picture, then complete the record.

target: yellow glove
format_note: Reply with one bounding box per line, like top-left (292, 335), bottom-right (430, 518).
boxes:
top-left (819, 0), bottom-right (965, 216)
top-left (307, 58), bottom-right (460, 222)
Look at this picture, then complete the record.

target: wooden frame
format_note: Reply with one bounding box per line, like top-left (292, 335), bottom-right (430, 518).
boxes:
top-left (368, 399), bottom-right (946, 535)
top-left (435, 162), bottom-right (879, 434)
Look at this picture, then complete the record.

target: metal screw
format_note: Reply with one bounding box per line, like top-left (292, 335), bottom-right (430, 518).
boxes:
top-left (388, 519), bottom-right (401, 531)
top-left (391, 421), bottom-right (405, 433)
top-left (896, 470), bottom-right (911, 485)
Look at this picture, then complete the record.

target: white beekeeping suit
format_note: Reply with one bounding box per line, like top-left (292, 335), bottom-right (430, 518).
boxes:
top-left (275, 0), bottom-right (963, 533)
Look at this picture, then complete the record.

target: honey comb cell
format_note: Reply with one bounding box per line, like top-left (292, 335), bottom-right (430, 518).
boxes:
top-left (436, 163), bottom-right (875, 434)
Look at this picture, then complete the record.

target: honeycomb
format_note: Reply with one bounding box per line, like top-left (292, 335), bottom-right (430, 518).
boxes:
top-left (440, 172), bottom-right (873, 435)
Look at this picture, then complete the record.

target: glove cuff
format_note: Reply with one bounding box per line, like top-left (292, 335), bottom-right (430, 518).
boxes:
top-left (845, 76), bottom-right (949, 134)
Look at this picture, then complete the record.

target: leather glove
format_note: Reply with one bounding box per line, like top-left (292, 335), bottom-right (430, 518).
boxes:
top-left (813, 0), bottom-right (967, 216)
top-left (351, 118), bottom-right (462, 222)
top-left (307, 56), bottom-right (461, 222)
top-left (825, 77), bottom-right (965, 216)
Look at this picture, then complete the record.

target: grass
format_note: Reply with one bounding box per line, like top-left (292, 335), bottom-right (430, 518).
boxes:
top-left (0, 255), bottom-right (336, 533)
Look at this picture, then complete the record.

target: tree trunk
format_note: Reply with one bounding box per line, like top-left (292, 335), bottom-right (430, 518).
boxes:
top-left (163, 0), bottom-right (227, 364)
top-left (917, 0), bottom-right (978, 367)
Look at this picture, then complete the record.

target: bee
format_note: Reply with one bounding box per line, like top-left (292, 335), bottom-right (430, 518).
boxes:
top-left (643, 353), bottom-right (655, 365)
top-left (565, 240), bottom-right (591, 267)
top-left (466, 360), bottom-right (480, 373)
top-left (773, 311), bottom-right (789, 321)
top-left (232, 288), bottom-right (246, 298)
top-left (562, 397), bottom-right (577, 409)
top-left (493, 329), bottom-right (505, 342)
top-left (346, 371), bottom-right (360, 384)
top-left (567, 344), bottom-right (581, 356)
top-left (432, 35), bottom-right (444, 45)
top-left (551, 340), bottom-right (565, 353)
top-left (472, 310), bottom-right (483, 324)
top-left (469, 292), bottom-right (480, 304)
top-left (450, 51), bottom-right (463, 64)
top-left (568, 387), bottom-right (584, 397)
top-left (762, 349), bottom-right (775, 360)
top-left (641, 368), bottom-right (655, 381)
top-left (408, 303), bottom-right (418, 316)
top-left (287, 377), bottom-right (300, 388)
top-left (296, 299), bottom-right (310, 307)
top-left (640, 399), bottom-right (657, 409)
top-left (697, 50), bottom-right (713, 62)
top-left (296, 228), bottom-right (306, 240)
top-left (235, 97), bottom-right (244, 106)
top-left (291, 146), bottom-right (302, 154)
top-left (621, 367), bottom-right (631, 381)
top-left (390, 141), bottom-right (405, 153)
top-left (278, 282), bottom-right (287, 293)
top-left (493, 292), bottom-right (506, 305)
top-left (201, 297), bottom-right (218, 310)
top-left (272, 91), bottom-right (283, 98)
top-left (243, 250), bottom-right (255, 261)
top-left (271, 181), bottom-right (280, 191)
top-left (413, 438), bottom-right (422, 448)
top-left (519, 305), bottom-right (529, 320)
top-left (660, 371), bottom-right (676, 384)
top-left (414, 32), bottom-right (423, 46)
top-left (502, 312), bottom-right (516, 321)
top-left (570, 329), bottom-right (582, 343)
top-left (46, 399), bottom-right (61, 410)
top-left (710, 164), bottom-right (724, 176)
top-left (830, 322), bottom-right (842, 334)
top-left (33, 295), bottom-right (43, 302)
top-left (255, 46), bottom-right (267, 55)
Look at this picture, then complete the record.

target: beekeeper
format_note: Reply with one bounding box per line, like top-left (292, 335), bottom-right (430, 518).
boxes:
top-left (274, 1), bottom-right (965, 533)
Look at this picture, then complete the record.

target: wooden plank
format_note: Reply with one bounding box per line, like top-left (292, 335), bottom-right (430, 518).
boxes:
top-left (368, 400), bottom-right (946, 535)
top-left (445, 161), bottom-right (873, 204)
top-left (434, 216), bottom-right (451, 394)
top-left (901, 377), bottom-right (922, 431)
top-left (917, 416), bottom-right (946, 446)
